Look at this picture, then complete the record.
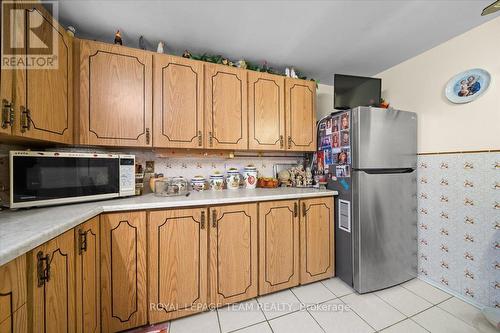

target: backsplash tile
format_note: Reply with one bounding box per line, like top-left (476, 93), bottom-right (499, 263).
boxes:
top-left (417, 151), bottom-right (500, 307)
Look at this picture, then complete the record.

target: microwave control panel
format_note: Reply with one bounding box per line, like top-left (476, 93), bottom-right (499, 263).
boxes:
top-left (119, 156), bottom-right (135, 196)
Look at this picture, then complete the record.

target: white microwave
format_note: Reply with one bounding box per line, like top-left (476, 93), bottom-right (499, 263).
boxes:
top-left (2, 151), bottom-right (135, 209)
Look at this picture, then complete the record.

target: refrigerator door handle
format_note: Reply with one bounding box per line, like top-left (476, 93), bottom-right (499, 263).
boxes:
top-left (355, 168), bottom-right (415, 174)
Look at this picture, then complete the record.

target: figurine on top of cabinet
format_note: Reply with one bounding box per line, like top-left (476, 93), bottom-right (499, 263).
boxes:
top-left (182, 50), bottom-right (192, 59)
top-left (157, 41), bottom-right (165, 54)
top-left (114, 30), bottom-right (122, 45)
top-left (66, 25), bottom-right (76, 37)
top-left (237, 59), bottom-right (247, 69)
top-left (305, 167), bottom-right (313, 186)
top-left (139, 35), bottom-right (147, 50)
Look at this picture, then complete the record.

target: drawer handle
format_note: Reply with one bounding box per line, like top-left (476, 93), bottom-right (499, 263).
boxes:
top-left (198, 130), bottom-right (203, 147)
top-left (287, 136), bottom-right (292, 149)
top-left (302, 202), bottom-right (306, 217)
top-left (209, 131), bottom-right (213, 147)
top-left (145, 128), bottom-right (151, 144)
top-left (279, 135), bottom-right (284, 149)
top-left (294, 202), bottom-right (298, 217)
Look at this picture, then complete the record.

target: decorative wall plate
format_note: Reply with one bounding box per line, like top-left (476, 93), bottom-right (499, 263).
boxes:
top-left (445, 68), bottom-right (490, 104)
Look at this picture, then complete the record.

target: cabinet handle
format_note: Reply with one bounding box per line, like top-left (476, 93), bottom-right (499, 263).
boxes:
top-left (209, 131), bottom-right (213, 147)
top-left (78, 229), bottom-right (87, 255)
top-left (287, 136), bottom-right (292, 149)
top-left (302, 202), bottom-right (306, 217)
top-left (211, 209), bottom-right (217, 228)
top-left (198, 130), bottom-right (203, 147)
top-left (1, 99), bottom-right (14, 129)
top-left (37, 251), bottom-right (50, 287)
top-left (20, 106), bottom-right (31, 133)
top-left (294, 202), bottom-right (298, 217)
top-left (279, 135), bottom-right (284, 149)
top-left (200, 211), bottom-right (206, 229)
top-left (145, 128), bottom-right (151, 144)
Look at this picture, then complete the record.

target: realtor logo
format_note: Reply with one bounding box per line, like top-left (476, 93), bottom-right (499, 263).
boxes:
top-left (1, 1), bottom-right (59, 69)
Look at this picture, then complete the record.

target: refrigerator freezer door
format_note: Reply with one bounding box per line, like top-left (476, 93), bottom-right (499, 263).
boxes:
top-left (352, 107), bottom-right (417, 169)
top-left (352, 169), bottom-right (417, 293)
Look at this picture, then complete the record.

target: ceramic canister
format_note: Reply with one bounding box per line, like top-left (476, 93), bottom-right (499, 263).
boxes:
top-left (209, 172), bottom-right (225, 191)
top-left (190, 175), bottom-right (206, 191)
top-left (226, 168), bottom-right (241, 190)
top-left (243, 165), bottom-right (258, 189)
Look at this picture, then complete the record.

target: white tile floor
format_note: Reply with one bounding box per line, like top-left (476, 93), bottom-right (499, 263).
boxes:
top-left (167, 278), bottom-right (498, 333)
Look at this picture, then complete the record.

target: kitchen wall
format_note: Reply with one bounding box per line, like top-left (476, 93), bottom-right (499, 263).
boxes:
top-left (376, 16), bottom-right (500, 154)
top-left (376, 17), bottom-right (500, 308)
top-left (317, 83), bottom-right (334, 120)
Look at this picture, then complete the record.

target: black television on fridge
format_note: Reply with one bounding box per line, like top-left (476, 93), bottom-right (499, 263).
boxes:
top-left (334, 74), bottom-right (381, 110)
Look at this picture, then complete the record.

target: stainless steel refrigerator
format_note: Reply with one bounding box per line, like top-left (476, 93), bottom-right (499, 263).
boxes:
top-left (320, 106), bottom-right (417, 293)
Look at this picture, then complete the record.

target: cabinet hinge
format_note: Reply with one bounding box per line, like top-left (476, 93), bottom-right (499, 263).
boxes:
top-left (200, 211), bottom-right (206, 229)
top-left (78, 229), bottom-right (87, 255)
top-left (145, 128), bottom-right (151, 144)
top-left (294, 202), bottom-right (298, 217)
top-left (37, 251), bottom-right (50, 287)
top-left (1, 99), bottom-right (14, 129)
top-left (198, 130), bottom-right (203, 147)
top-left (20, 106), bottom-right (31, 133)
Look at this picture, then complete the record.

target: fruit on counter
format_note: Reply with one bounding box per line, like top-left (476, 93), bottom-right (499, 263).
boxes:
top-left (257, 177), bottom-right (279, 188)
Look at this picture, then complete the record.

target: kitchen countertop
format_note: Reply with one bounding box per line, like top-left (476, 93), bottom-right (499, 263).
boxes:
top-left (0, 188), bottom-right (336, 266)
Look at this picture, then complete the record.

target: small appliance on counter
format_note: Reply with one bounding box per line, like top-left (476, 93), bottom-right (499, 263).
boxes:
top-left (317, 106), bottom-right (417, 293)
top-left (1, 151), bottom-right (135, 209)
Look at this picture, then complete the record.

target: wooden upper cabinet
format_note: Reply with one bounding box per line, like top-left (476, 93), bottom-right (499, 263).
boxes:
top-left (148, 208), bottom-right (208, 323)
top-left (248, 72), bottom-right (285, 150)
top-left (0, 1), bottom-right (15, 136)
top-left (28, 230), bottom-right (75, 333)
top-left (209, 203), bottom-right (257, 306)
top-left (285, 78), bottom-right (316, 151)
top-left (258, 200), bottom-right (299, 295)
top-left (75, 217), bottom-right (100, 333)
top-left (299, 197), bottom-right (334, 284)
top-left (205, 64), bottom-right (248, 150)
top-left (100, 211), bottom-right (147, 332)
top-left (75, 40), bottom-right (152, 147)
top-left (14, 3), bottom-right (73, 144)
top-left (153, 54), bottom-right (204, 148)
top-left (0, 255), bottom-right (27, 333)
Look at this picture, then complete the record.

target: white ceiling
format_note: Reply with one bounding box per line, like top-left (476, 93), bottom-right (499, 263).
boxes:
top-left (52, 0), bottom-right (499, 84)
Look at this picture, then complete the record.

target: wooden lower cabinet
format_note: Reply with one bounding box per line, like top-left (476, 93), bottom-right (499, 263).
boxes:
top-left (75, 217), bottom-right (100, 333)
top-left (299, 197), bottom-right (335, 284)
top-left (209, 204), bottom-right (258, 306)
top-left (148, 208), bottom-right (208, 323)
top-left (258, 200), bottom-right (300, 295)
top-left (28, 230), bottom-right (75, 333)
top-left (0, 255), bottom-right (27, 333)
top-left (100, 212), bottom-right (147, 332)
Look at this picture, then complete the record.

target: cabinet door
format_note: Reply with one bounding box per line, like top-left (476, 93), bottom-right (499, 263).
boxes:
top-left (153, 55), bottom-right (204, 148)
top-left (0, 0), bottom-right (14, 136)
top-left (205, 64), bottom-right (247, 150)
top-left (76, 40), bottom-right (152, 147)
top-left (0, 255), bottom-right (27, 333)
top-left (299, 197), bottom-right (334, 284)
top-left (29, 230), bottom-right (75, 333)
top-left (248, 72), bottom-right (285, 150)
top-left (75, 217), bottom-right (100, 333)
top-left (285, 78), bottom-right (316, 151)
top-left (258, 200), bottom-right (299, 295)
top-left (100, 212), bottom-right (147, 332)
top-left (14, 4), bottom-right (73, 144)
top-left (148, 208), bottom-right (208, 323)
top-left (209, 204), bottom-right (257, 306)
